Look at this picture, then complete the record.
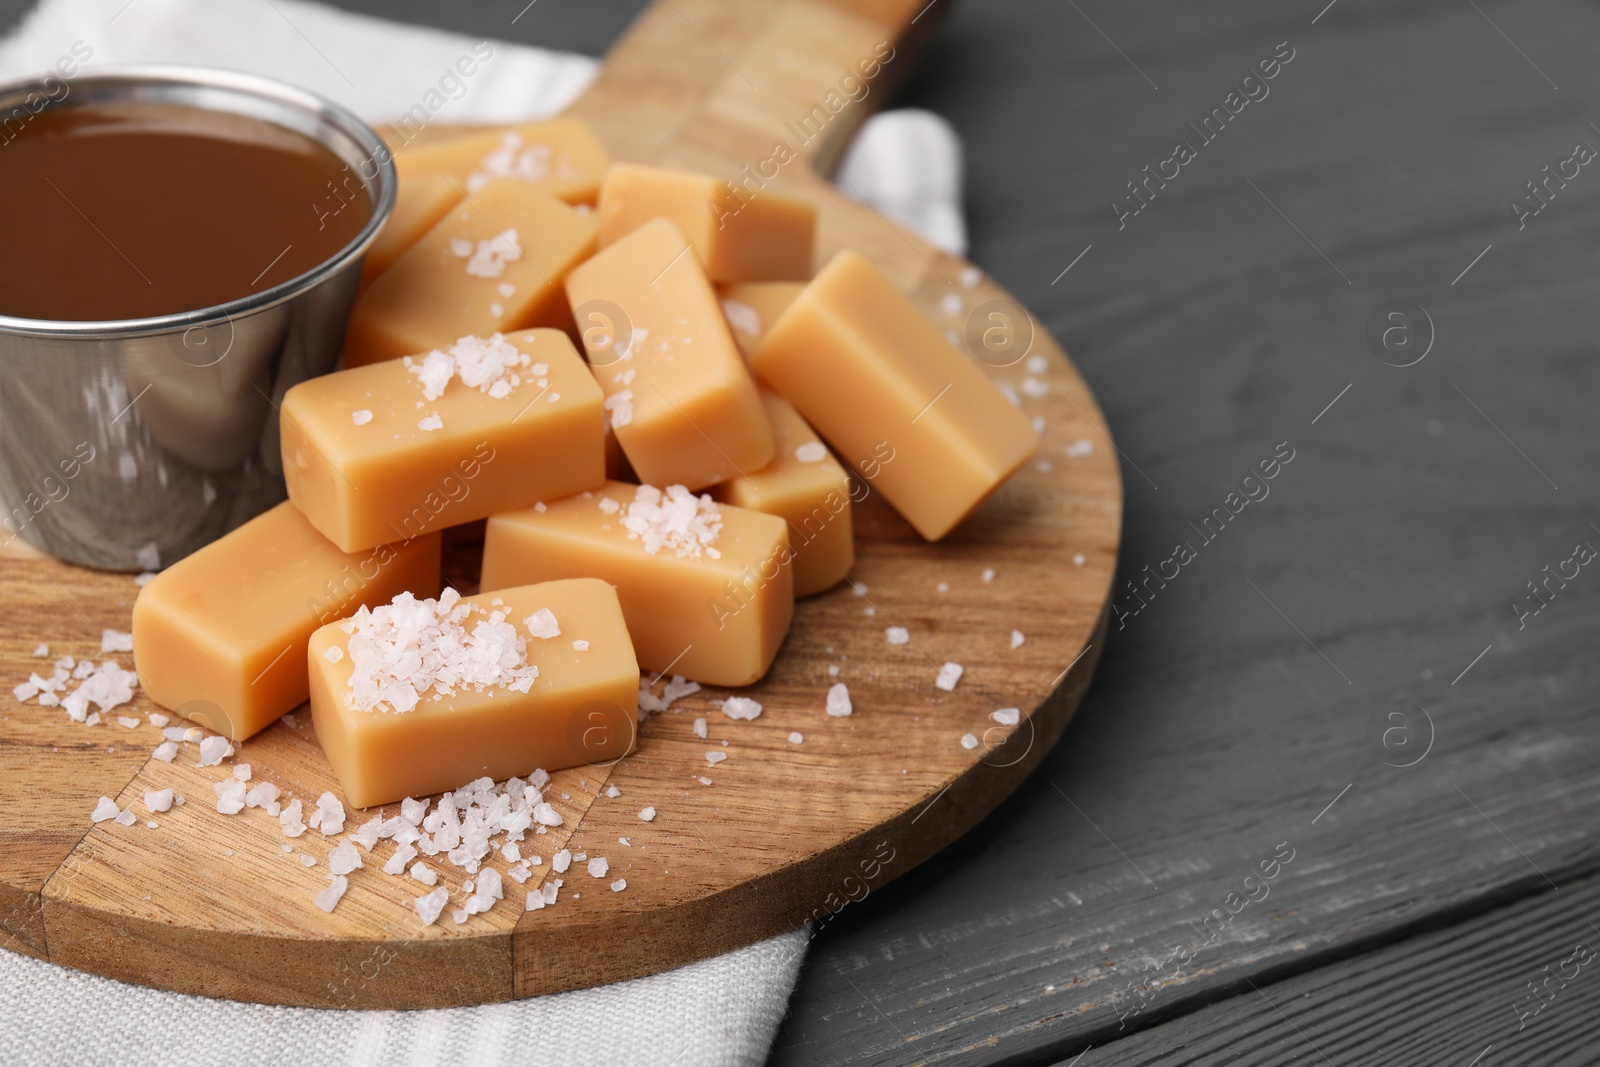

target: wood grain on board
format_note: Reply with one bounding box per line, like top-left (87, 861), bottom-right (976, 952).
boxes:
top-left (0, 0), bottom-right (1122, 1007)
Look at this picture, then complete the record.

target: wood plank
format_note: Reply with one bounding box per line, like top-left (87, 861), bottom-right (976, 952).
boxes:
top-left (772, 0), bottom-right (1600, 1060)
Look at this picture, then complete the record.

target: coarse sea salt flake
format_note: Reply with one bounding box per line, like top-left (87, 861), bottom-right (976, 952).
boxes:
top-left (314, 876), bottom-right (348, 913)
top-left (789, 731), bottom-right (804, 744)
top-left (572, 639), bottom-right (589, 651)
top-left (611, 879), bottom-right (627, 892)
top-left (886, 627), bottom-right (909, 646)
top-left (523, 608), bottom-right (560, 639)
top-left (418, 414), bottom-right (443, 432)
top-left (116, 716), bottom-right (140, 729)
top-left (604, 784), bottom-right (620, 799)
top-left (152, 741), bottom-right (177, 762)
top-left (960, 733), bottom-right (980, 750)
top-left (638, 806), bottom-right (656, 822)
top-left (1011, 630), bottom-right (1026, 649)
top-left (552, 849), bottom-right (572, 873)
top-left (587, 857), bottom-right (608, 878)
top-left (826, 683), bottom-right (852, 717)
top-left (197, 735), bottom-right (233, 767)
top-left (324, 646), bottom-right (344, 663)
top-left (115, 810), bottom-right (136, 826)
top-left (794, 442), bottom-right (827, 463)
top-left (722, 696), bottom-right (761, 721)
top-left (411, 863), bottom-right (438, 886)
top-left (936, 662), bottom-right (964, 691)
top-left (144, 788), bottom-right (174, 813)
top-left (992, 707), bottom-right (1021, 726)
top-left (351, 409), bottom-right (373, 426)
top-left (101, 629), bottom-right (134, 653)
top-left (328, 841), bottom-right (363, 876)
top-left (415, 887), bottom-right (448, 925)
top-left (90, 796), bottom-right (120, 823)
top-left (693, 717), bottom-right (707, 739)
top-left (705, 751), bottom-right (727, 766)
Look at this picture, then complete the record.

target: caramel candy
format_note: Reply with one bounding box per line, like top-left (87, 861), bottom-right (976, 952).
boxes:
top-left (344, 179), bottom-right (597, 368)
top-left (358, 174), bottom-right (461, 291)
top-left (596, 162), bottom-right (814, 282)
top-left (565, 218), bottom-right (774, 490)
top-left (310, 580), bottom-right (637, 808)
top-left (711, 392), bottom-right (852, 597)
top-left (132, 502), bottom-right (441, 741)
top-left (482, 481), bottom-right (793, 687)
top-left (392, 118), bottom-right (611, 205)
top-left (719, 281), bottom-right (804, 356)
top-left (750, 251), bottom-right (1039, 540)
top-left (281, 329), bottom-right (605, 553)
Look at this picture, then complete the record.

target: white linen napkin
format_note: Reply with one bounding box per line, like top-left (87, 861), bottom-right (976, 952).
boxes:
top-left (0, 1), bottom-right (966, 1063)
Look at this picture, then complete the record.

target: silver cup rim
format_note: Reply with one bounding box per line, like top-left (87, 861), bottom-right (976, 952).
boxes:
top-left (0, 64), bottom-right (397, 340)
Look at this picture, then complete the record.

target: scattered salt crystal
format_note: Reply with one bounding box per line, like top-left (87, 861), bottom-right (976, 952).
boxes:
top-left (552, 849), bottom-right (572, 873)
top-left (697, 776), bottom-right (712, 785)
top-left (937, 581), bottom-right (950, 592)
top-left (587, 857), bottom-right (609, 878)
top-left (351, 818), bottom-right (383, 850)
top-left (152, 741), bottom-right (177, 762)
top-left (885, 627), bottom-right (909, 646)
top-left (90, 796), bottom-right (120, 822)
top-left (794, 442), bottom-right (827, 463)
top-left (638, 806), bottom-right (656, 822)
top-left (464, 229), bottom-right (521, 279)
top-left (415, 887), bottom-right (448, 925)
top-left (507, 864), bottom-right (532, 884)
top-left (534, 501), bottom-right (546, 513)
top-left (100, 629), bottom-right (133, 653)
top-left (280, 799), bottom-right (307, 838)
top-left (328, 841), bottom-right (363, 875)
top-left (84, 712), bottom-right (100, 726)
top-left (342, 589), bottom-right (539, 714)
top-left (32, 643), bottom-right (49, 657)
top-left (300, 855), bottom-right (316, 867)
top-left (525, 890), bottom-right (545, 911)
top-left (234, 764), bottom-right (252, 781)
top-left (992, 707), bottom-right (1021, 726)
top-left (721, 298), bottom-right (761, 335)
top-left (449, 237), bottom-right (473, 258)
top-left (116, 716), bottom-right (139, 729)
top-left (214, 779), bottom-right (247, 815)
top-left (827, 664), bottom-right (840, 677)
top-left (826, 683), bottom-right (852, 717)
top-left (1011, 630), bottom-right (1026, 649)
top-left (611, 879), bottom-right (627, 893)
top-left (144, 789), bottom-right (174, 813)
top-left (960, 733), bottom-right (980, 750)
top-left (501, 843), bottom-right (522, 863)
top-left (12, 682), bottom-right (37, 702)
top-left (311, 792), bottom-right (346, 836)
top-left (705, 751), bottom-right (727, 766)
top-left (604, 784), bottom-right (621, 799)
top-left (936, 662), bottom-right (964, 691)
top-left (598, 497), bottom-right (620, 515)
top-left (940, 292), bottom-right (964, 316)
top-left (722, 696), bottom-right (761, 721)
top-left (572, 639), bottom-right (589, 651)
top-left (621, 484), bottom-right (722, 558)
top-left (324, 646), bottom-right (344, 663)
top-left (418, 414), bottom-right (443, 432)
top-left (350, 409), bottom-right (374, 427)
top-left (1066, 439), bottom-right (1093, 457)
top-left (313, 876), bottom-right (348, 913)
top-left (982, 568), bottom-right (996, 582)
top-left (134, 572), bottom-right (157, 586)
top-left (533, 802), bottom-right (563, 827)
top-left (788, 731), bottom-right (804, 744)
top-left (523, 608), bottom-right (560, 639)
top-left (960, 266), bottom-right (980, 288)
top-left (1074, 553), bottom-right (1086, 566)
top-left (115, 810), bottom-right (136, 827)
top-left (196, 735), bottom-right (233, 767)
top-left (693, 717), bottom-right (707, 739)
top-left (604, 389), bottom-right (634, 428)
top-left (148, 713), bottom-right (169, 727)
top-left (411, 863), bottom-right (438, 886)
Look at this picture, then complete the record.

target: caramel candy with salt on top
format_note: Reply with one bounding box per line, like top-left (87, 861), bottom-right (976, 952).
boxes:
top-left (310, 579), bottom-right (637, 809)
top-left (482, 481), bottom-right (793, 687)
top-left (344, 179), bottom-right (597, 368)
top-left (718, 281), bottom-right (805, 357)
top-left (711, 392), bottom-right (853, 597)
top-left (596, 162), bottom-right (815, 283)
top-left (750, 251), bottom-right (1039, 541)
top-left (132, 502), bottom-right (441, 741)
top-left (281, 329), bottom-right (605, 553)
top-left (358, 174), bottom-right (461, 291)
top-left (392, 118), bottom-right (611, 206)
top-left (565, 218), bottom-right (775, 490)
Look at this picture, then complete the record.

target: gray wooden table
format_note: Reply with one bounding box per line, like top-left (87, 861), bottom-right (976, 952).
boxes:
top-left (6, 0), bottom-right (1596, 1062)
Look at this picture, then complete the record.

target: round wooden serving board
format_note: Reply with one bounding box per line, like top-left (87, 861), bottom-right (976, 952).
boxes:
top-left (0, 0), bottom-right (1122, 1008)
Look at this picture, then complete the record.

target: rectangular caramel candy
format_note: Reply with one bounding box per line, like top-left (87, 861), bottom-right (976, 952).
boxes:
top-left (719, 281), bottom-right (804, 356)
top-left (310, 579), bottom-right (637, 809)
top-left (392, 118), bottom-right (611, 205)
top-left (482, 481), bottom-right (793, 687)
top-left (281, 329), bottom-right (605, 553)
top-left (132, 502), bottom-right (441, 741)
top-left (565, 218), bottom-right (774, 489)
top-left (750, 251), bottom-right (1039, 540)
top-left (359, 174), bottom-right (461, 291)
top-left (596, 162), bottom-right (814, 282)
top-left (711, 392), bottom-right (853, 597)
top-left (344, 178), bottom-right (597, 368)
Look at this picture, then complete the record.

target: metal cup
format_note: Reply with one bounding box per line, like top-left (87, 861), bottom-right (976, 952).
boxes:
top-left (0, 66), bottom-right (396, 571)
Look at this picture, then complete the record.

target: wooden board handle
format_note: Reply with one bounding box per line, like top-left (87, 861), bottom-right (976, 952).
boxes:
top-left (565, 0), bottom-right (946, 178)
